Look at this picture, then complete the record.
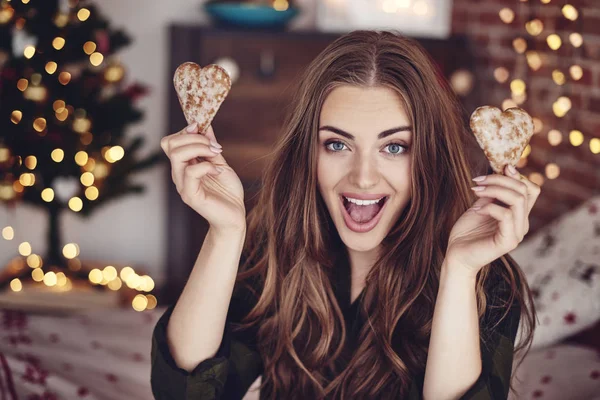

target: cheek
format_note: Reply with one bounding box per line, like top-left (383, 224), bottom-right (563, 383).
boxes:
top-left (383, 161), bottom-right (411, 189)
top-left (316, 154), bottom-right (340, 188)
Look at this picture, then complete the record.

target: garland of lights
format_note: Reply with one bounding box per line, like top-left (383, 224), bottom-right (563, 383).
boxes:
top-left (496, 0), bottom-right (599, 188)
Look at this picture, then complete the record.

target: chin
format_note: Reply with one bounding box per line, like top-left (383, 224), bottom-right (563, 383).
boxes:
top-left (339, 233), bottom-right (385, 252)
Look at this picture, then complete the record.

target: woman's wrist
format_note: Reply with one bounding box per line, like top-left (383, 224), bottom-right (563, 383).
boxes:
top-left (209, 224), bottom-right (247, 240)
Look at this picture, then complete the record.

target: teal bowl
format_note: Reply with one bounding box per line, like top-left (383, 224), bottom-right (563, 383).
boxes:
top-left (203, 3), bottom-right (300, 29)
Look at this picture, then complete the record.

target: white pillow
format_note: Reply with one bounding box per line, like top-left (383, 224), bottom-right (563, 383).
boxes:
top-left (509, 196), bottom-right (600, 350)
top-left (508, 344), bottom-right (600, 400)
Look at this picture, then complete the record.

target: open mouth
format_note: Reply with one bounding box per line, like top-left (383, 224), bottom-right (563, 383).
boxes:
top-left (339, 195), bottom-right (389, 233)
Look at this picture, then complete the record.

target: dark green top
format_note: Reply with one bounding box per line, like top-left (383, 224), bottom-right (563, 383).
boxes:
top-left (151, 261), bottom-right (521, 399)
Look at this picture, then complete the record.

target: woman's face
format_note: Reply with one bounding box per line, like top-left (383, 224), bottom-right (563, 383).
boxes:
top-left (317, 85), bottom-right (412, 252)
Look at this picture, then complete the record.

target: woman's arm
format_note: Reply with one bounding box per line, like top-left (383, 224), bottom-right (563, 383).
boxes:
top-left (167, 226), bottom-right (246, 372)
top-left (422, 258), bottom-right (483, 400)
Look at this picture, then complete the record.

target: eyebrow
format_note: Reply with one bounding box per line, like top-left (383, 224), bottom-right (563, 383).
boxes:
top-left (318, 125), bottom-right (412, 140)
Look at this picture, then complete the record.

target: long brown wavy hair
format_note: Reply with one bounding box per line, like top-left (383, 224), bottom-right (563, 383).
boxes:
top-left (233, 30), bottom-right (536, 399)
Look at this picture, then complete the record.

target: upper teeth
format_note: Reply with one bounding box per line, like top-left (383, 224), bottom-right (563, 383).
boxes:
top-left (344, 196), bottom-right (385, 206)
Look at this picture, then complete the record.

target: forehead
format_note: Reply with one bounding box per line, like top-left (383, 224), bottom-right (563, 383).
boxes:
top-left (319, 85), bottom-right (410, 128)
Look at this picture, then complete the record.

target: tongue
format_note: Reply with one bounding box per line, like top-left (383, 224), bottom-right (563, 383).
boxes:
top-left (346, 202), bottom-right (382, 224)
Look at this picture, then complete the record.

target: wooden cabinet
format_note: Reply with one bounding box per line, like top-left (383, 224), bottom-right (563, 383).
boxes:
top-left (162, 26), bottom-right (478, 303)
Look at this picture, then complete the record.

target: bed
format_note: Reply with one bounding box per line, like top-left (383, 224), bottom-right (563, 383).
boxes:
top-left (1, 197), bottom-right (598, 399)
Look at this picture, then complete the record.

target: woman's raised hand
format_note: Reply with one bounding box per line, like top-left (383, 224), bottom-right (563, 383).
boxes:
top-left (160, 122), bottom-right (246, 233)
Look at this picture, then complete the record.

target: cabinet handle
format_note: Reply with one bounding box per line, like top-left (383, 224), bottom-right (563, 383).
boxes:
top-left (258, 50), bottom-right (276, 80)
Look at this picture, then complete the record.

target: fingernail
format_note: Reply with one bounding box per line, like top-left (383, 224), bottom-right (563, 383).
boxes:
top-left (471, 186), bottom-right (486, 192)
top-left (508, 164), bottom-right (517, 175)
top-left (186, 122), bottom-right (197, 133)
top-left (472, 175), bottom-right (486, 182)
top-left (210, 140), bottom-right (222, 148)
top-left (471, 206), bottom-right (481, 211)
top-left (209, 145), bottom-right (223, 153)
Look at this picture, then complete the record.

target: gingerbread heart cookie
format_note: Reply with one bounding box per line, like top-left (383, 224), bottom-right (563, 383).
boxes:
top-left (173, 62), bottom-right (231, 134)
top-left (470, 106), bottom-right (534, 174)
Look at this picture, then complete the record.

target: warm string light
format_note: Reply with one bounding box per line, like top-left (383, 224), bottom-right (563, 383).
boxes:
top-left (11, 110), bottom-right (22, 124)
top-left (58, 71), bottom-right (71, 85)
top-left (525, 19), bottom-right (543, 36)
top-left (2, 226), bottom-right (15, 240)
top-left (561, 4), bottom-right (578, 21)
top-left (0, 147), bottom-right (9, 162)
top-left (19, 173), bottom-right (35, 186)
top-left (52, 37), bottom-right (65, 50)
top-left (10, 279), bottom-right (22, 292)
top-left (62, 243), bottom-right (80, 259)
top-left (45, 61), bottom-right (58, 74)
top-left (17, 78), bottom-right (28, 91)
top-left (513, 37), bottom-right (527, 54)
top-left (569, 65), bottom-right (582, 80)
top-left (3, 235), bottom-right (159, 307)
top-left (90, 52), bottom-right (104, 67)
top-left (54, 13), bottom-right (69, 28)
top-left (495, 1), bottom-right (595, 184)
top-left (77, 8), bottom-right (90, 21)
top-left (0, 5), bottom-right (15, 24)
top-left (104, 63), bottom-right (125, 83)
top-left (552, 69), bottom-right (565, 85)
top-left (590, 139), bottom-right (600, 154)
top-left (85, 186), bottom-right (99, 200)
top-left (494, 67), bottom-right (509, 83)
top-left (23, 45), bottom-right (35, 58)
top-left (569, 33), bottom-right (583, 47)
top-left (569, 130), bottom-right (583, 146)
top-left (548, 129), bottom-right (562, 146)
top-left (75, 150), bottom-right (88, 166)
top-left (87, 265), bottom-right (158, 310)
top-left (546, 33), bottom-right (561, 50)
top-left (83, 41), bottom-right (96, 54)
top-left (41, 188), bottom-right (54, 202)
top-left (103, 146), bottom-right (125, 163)
top-left (499, 8), bottom-right (514, 24)
top-left (68, 196), bottom-right (83, 211)
top-left (27, 254), bottom-right (42, 268)
top-left (525, 51), bottom-right (542, 71)
top-left (51, 148), bottom-right (64, 162)
top-left (18, 241), bottom-right (32, 256)
top-left (552, 96), bottom-right (571, 118)
top-left (24, 155), bottom-right (36, 169)
top-left (272, 0), bottom-right (289, 12)
top-left (33, 117), bottom-right (46, 132)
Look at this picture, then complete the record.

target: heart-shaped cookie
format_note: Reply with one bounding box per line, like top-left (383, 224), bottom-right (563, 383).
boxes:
top-left (470, 106), bottom-right (534, 174)
top-left (173, 62), bottom-right (231, 134)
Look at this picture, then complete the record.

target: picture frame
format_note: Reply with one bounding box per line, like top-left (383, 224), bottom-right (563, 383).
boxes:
top-left (316, 0), bottom-right (453, 39)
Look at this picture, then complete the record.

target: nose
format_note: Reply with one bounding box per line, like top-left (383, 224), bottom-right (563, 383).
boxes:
top-left (348, 152), bottom-right (380, 189)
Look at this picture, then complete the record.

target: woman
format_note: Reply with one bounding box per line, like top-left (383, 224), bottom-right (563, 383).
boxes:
top-left (151, 30), bottom-right (538, 399)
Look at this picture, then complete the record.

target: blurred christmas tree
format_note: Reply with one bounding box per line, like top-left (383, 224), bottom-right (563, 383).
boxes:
top-left (0, 0), bottom-right (163, 290)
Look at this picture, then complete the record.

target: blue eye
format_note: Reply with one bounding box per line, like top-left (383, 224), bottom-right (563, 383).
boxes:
top-left (384, 143), bottom-right (406, 156)
top-left (329, 141), bottom-right (345, 151)
top-left (324, 140), bottom-right (408, 157)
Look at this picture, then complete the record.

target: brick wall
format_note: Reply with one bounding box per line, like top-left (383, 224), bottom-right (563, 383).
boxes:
top-left (451, 0), bottom-right (600, 236)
